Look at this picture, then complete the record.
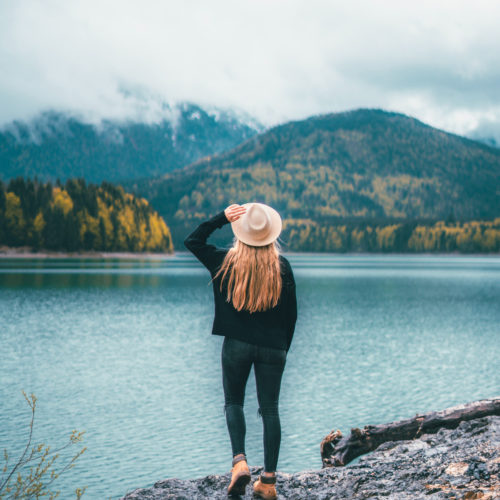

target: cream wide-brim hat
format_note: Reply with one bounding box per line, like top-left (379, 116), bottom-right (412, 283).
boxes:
top-left (230, 202), bottom-right (282, 247)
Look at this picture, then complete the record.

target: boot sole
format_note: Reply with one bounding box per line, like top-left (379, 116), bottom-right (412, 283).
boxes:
top-left (253, 491), bottom-right (277, 500)
top-left (227, 471), bottom-right (251, 496)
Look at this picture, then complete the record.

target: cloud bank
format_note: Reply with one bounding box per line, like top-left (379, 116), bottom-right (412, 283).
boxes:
top-left (1, 0), bottom-right (499, 139)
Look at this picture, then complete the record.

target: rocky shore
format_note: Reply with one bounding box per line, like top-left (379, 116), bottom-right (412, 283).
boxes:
top-left (122, 415), bottom-right (499, 499)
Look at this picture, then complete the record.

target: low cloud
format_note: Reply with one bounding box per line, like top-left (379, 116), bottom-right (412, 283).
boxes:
top-left (1, 0), bottom-right (499, 140)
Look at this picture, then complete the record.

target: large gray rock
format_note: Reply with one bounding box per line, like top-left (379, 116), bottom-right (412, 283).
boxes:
top-left (122, 416), bottom-right (500, 499)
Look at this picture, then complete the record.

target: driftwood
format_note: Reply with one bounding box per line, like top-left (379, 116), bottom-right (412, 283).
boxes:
top-left (321, 397), bottom-right (500, 467)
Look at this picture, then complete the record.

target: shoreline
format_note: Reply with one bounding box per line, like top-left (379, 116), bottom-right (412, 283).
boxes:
top-left (0, 247), bottom-right (176, 260)
top-left (0, 248), bottom-right (499, 259)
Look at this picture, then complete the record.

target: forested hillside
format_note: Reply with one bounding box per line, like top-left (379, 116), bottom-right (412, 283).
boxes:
top-left (0, 178), bottom-right (173, 252)
top-left (131, 109), bottom-right (500, 251)
top-left (0, 104), bottom-right (262, 183)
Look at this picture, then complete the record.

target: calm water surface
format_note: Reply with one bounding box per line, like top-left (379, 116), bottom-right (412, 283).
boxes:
top-left (0, 254), bottom-right (499, 498)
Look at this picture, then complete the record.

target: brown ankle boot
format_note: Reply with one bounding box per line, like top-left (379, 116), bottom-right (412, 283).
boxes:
top-left (227, 455), bottom-right (251, 496)
top-left (253, 474), bottom-right (277, 500)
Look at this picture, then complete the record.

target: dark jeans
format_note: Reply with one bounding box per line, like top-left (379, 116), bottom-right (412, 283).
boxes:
top-left (221, 337), bottom-right (287, 473)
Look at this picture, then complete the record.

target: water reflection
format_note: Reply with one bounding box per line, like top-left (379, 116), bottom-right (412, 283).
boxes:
top-left (0, 271), bottom-right (168, 289)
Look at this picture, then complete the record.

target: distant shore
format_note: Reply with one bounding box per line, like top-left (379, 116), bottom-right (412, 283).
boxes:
top-left (0, 246), bottom-right (176, 260)
top-left (0, 246), bottom-right (498, 259)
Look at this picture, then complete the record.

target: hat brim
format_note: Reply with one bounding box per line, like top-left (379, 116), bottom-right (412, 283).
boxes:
top-left (230, 203), bottom-right (282, 247)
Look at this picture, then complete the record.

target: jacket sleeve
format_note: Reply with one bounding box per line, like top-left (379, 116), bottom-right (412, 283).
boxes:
top-left (183, 211), bottom-right (230, 273)
top-left (284, 263), bottom-right (297, 353)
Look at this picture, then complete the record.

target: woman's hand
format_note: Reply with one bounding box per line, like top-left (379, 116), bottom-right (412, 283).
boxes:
top-left (224, 204), bottom-right (246, 222)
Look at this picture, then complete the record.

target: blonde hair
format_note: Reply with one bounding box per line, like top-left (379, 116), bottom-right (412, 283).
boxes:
top-left (212, 238), bottom-right (282, 313)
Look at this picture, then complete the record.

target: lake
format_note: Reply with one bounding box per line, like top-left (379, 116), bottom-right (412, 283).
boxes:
top-left (0, 254), bottom-right (499, 498)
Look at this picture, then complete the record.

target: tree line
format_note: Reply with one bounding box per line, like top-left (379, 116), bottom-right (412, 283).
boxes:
top-left (281, 217), bottom-right (500, 253)
top-left (0, 178), bottom-right (173, 252)
top-left (2, 177), bottom-right (497, 254)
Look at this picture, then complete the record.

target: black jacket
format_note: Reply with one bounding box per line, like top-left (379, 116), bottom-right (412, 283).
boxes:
top-left (184, 211), bottom-right (297, 352)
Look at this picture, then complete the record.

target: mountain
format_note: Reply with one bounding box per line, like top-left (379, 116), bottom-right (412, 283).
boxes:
top-left (130, 108), bottom-right (500, 249)
top-left (0, 103), bottom-right (263, 183)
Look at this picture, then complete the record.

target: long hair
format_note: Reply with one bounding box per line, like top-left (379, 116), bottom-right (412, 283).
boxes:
top-left (212, 237), bottom-right (282, 313)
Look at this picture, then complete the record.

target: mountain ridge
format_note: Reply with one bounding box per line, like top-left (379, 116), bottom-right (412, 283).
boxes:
top-left (158, 108), bottom-right (500, 193)
top-left (0, 103), bottom-right (263, 183)
top-left (131, 108), bottom-right (500, 249)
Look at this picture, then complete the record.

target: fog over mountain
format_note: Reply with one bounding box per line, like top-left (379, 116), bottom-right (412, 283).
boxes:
top-left (467, 122), bottom-right (500, 148)
top-left (0, 101), bottom-right (263, 183)
top-left (2, 2), bottom-right (500, 143)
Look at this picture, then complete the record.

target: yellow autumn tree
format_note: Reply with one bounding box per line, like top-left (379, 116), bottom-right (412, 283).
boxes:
top-left (51, 187), bottom-right (74, 215)
top-left (4, 192), bottom-right (26, 245)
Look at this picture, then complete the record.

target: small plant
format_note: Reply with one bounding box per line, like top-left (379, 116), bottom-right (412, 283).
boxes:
top-left (0, 391), bottom-right (87, 499)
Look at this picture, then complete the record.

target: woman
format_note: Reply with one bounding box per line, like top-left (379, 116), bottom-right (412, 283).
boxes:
top-left (184, 202), bottom-right (297, 499)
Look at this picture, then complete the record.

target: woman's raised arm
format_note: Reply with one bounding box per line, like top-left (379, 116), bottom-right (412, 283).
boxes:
top-left (183, 205), bottom-right (246, 273)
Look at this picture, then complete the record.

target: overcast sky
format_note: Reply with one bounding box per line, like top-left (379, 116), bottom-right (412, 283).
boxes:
top-left (1, 0), bottom-right (500, 139)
